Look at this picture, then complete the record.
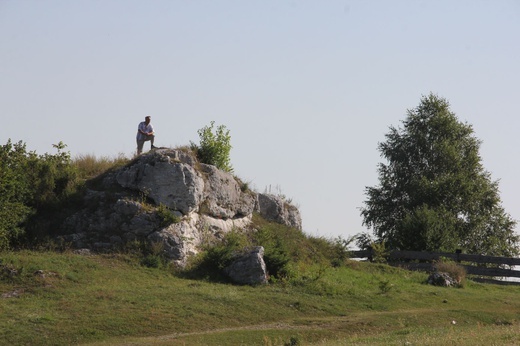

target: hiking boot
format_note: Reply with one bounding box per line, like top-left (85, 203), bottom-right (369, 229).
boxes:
top-left (151, 145), bottom-right (157, 149)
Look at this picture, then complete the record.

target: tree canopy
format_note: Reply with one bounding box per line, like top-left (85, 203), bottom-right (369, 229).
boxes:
top-left (0, 140), bottom-right (78, 249)
top-left (360, 93), bottom-right (518, 256)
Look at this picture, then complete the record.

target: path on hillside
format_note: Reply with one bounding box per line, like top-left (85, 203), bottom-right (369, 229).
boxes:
top-left (84, 308), bottom-right (468, 346)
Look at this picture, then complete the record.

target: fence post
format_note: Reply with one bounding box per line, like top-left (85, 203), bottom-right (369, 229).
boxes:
top-left (456, 249), bottom-right (462, 263)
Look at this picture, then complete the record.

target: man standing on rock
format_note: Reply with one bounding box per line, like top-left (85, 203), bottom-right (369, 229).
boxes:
top-left (136, 115), bottom-right (157, 155)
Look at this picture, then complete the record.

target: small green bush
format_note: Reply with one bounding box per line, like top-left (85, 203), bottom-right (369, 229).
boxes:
top-left (191, 121), bottom-right (233, 172)
top-left (122, 240), bottom-right (168, 269)
top-left (156, 204), bottom-right (180, 226)
top-left (263, 241), bottom-right (292, 279)
top-left (140, 255), bottom-right (163, 268)
top-left (378, 279), bottom-right (394, 294)
top-left (184, 230), bottom-right (250, 281)
top-left (370, 241), bottom-right (389, 263)
top-left (252, 224), bottom-right (293, 279)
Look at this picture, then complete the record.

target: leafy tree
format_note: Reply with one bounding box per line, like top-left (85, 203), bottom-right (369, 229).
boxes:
top-left (360, 93), bottom-right (519, 256)
top-left (191, 121), bottom-right (233, 172)
top-left (0, 140), bottom-right (78, 249)
top-left (0, 140), bottom-right (34, 249)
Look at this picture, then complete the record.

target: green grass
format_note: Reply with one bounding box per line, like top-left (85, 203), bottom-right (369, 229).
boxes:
top-left (2, 251), bottom-right (520, 345)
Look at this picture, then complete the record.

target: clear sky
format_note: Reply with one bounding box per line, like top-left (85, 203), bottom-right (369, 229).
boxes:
top-left (1, 1), bottom-right (519, 240)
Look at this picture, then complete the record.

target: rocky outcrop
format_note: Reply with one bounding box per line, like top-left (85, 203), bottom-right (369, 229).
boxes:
top-left (224, 247), bottom-right (268, 285)
top-left (59, 149), bottom-right (301, 267)
top-left (114, 150), bottom-right (256, 220)
top-left (256, 193), bottom-right (302, 230)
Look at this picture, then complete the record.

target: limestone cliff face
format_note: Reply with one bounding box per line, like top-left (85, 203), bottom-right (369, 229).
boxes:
top-left (61, 149), bottom-right (301, 266)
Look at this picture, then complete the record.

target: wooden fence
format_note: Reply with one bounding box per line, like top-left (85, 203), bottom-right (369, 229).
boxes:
top-left (350, 249), bottom-right (520, 285)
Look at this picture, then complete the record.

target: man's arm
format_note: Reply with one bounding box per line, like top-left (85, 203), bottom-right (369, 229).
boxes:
top-left (138, 123), bottom-right (153, 136)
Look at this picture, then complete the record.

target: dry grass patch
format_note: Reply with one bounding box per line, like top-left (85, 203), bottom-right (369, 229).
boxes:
top-left (73, 153), bottom-right (129, 180)
top-left (434, 260), bottom-right (467, 287)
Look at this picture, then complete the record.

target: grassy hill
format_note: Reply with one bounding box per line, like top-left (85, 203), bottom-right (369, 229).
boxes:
top-left (2, 249), bottom-right (520, 345)
top-left (2, 152), bottom-right (520, 345)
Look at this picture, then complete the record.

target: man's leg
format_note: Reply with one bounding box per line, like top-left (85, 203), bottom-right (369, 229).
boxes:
top-left (136, 140), bottom-right (145, 155)
top-left (148, 134), bottom-right (156, 149)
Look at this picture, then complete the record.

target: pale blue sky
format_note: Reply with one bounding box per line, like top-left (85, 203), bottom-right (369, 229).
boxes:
top-left (1, 1), bottom-right (519, 240)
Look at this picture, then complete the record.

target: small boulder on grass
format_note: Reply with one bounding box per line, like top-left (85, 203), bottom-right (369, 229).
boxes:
top-left (224, 246), bottom-right (268, 285)
top-left (429, 260), bottom-right (466, 287)
top-left (427, 272), bottom-right (458, 287)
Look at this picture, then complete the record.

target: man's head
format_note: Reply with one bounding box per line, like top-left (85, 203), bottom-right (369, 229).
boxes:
top-left (145, 115), bottom-right (151, 124)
